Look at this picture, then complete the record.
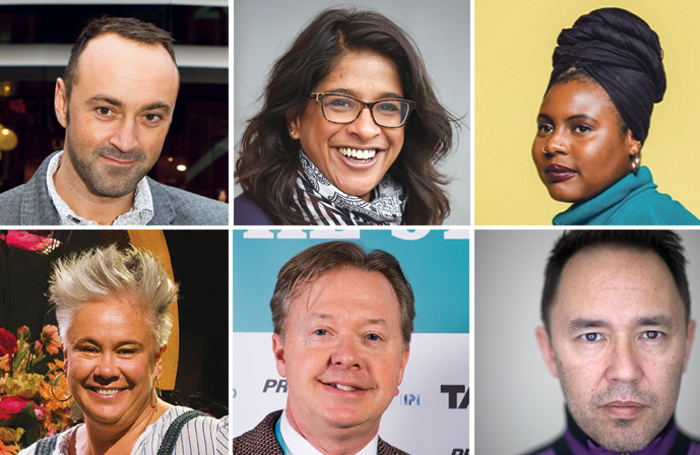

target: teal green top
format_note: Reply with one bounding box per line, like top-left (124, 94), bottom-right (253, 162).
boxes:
top-left (553, 166), bottom-right (700, 225)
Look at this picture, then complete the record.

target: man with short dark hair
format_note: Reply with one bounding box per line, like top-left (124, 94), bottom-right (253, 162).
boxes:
top-left (0, 17), bottom-right (227, 225)
top-left (526, 230), bottom-right (699, 455)
top-left (233, 241), bottom-right (412, 455)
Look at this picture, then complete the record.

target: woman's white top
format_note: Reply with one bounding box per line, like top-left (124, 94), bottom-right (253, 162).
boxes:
top-left (18, 406), bottom-right (229, 455)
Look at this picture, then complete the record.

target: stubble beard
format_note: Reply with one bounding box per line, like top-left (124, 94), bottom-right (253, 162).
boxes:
top-left (65, 133), bottom-right (152, 198)
top-left (557, 363), bottom-right (677, 453)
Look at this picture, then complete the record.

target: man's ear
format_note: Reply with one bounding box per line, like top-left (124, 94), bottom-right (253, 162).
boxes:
top-left (536, 326), bottom-right (559, 378)
top-left (272, 333), bottom-right (287, 378)
top-left (683, 319), bottom-right (696, 373)
top-left (397, 346), bottom-right (410, 386)
top-left (55, 78), bottom-right (68, 128)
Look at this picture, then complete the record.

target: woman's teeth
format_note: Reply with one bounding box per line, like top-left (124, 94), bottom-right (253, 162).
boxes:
top-left (96, 389), bottom-right (121, 395)
top-left (338, 147), bottom-right (377, 160)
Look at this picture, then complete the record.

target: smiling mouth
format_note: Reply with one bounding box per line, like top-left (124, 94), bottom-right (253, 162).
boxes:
top-left (338, 147), bottom-right (378, 162)
top-left (90, 388), bottom-right (124, 396)
top-left (321, 381), bottom-right (363, 392)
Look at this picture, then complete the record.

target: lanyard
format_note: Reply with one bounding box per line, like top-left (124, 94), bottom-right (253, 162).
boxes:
top-left (275, 417), bottom-right (291, 454)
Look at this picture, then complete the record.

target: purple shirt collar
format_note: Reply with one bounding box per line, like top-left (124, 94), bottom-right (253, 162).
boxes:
top-left (564, 407), bottom-right (677, 455)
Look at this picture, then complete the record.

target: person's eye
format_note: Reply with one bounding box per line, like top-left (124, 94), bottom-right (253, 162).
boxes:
top-left (313, 329), bottom-right (328, 336)
top-left (642, 330), bottom-right (663, 340)
top-left (537, 124), bottom-right (553, 134)
top-left (572, 124), bottom-right (592, 133)
top-left (144, 113), bottom-right (162, 123)
top-left (377, 102), bottom-right (399, 113)
top-left (365, 333), bottom-right (382, 341)
top-left (78, 346), bottom-right (99, 354)
top-left (96, 107), bottom-right (114, 116)
top-left (327, 97), bottom-right (355, 109)
top-left (581, 332), bottom-right (602, 342)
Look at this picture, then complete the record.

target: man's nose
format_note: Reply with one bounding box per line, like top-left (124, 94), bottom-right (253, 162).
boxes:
top-left (109, 118), bottom-right (139, 152)
top-left (605, 338), bottom-right (643, 384)
top-left (330, 335), bottom-right (362, 369)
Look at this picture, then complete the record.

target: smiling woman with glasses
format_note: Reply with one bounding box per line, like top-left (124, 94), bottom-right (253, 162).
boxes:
top-left (234, 7), bottom-right (459, 225)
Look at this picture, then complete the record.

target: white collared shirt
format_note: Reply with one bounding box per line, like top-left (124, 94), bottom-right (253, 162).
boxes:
top-left (46, 151), bottom-right (154, 225)
top-left (279, 409), bottom-right (379, 455)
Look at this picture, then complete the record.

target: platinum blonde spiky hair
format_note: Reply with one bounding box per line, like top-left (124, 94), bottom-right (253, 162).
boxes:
top-left (48, 245), bottom-right (178, 349)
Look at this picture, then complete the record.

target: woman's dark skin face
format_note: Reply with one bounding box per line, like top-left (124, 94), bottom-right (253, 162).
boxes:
top-left (532, 78), bottom-right (641, 205)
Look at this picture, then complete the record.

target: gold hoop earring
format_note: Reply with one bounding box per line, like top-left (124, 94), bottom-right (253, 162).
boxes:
top-left (50, 372), bottom-right (72, 402)
top-left (290, 130), bottom-right (296, 136)
top-left (150, 383), bottom-right (158, 408)
top-left (631, 154), bottom-right (641, 175)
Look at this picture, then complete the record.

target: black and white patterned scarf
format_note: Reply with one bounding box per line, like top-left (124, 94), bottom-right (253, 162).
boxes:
top-left (293, 150), bottom-right (407, 225)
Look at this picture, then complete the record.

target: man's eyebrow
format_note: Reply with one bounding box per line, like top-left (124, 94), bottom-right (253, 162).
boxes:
top-left (89, 95), bottom-right (123, 108)
top-left (567, 318), bottom-right (609, 333)
top-left (635, 315), bottom-right (674, 328)
top-left (142, 102), bottom-right (172, 114)
top-left (87, 96), bottom-right (171, 115)
top-left (306, 313), bottom-right (388, 326)
top-left (308, 312), bottom-right (333, 321)
top-left (566, 315), bottom-right (676, 333)
top-left (365, 318), bottom-right (388, 326)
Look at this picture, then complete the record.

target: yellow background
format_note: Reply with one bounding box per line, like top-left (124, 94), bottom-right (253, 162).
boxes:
top-left (475, 0), bottom-right (700, 225)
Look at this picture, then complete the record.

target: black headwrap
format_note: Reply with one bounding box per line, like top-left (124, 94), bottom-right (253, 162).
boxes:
top-left (547, 8), bottom-right (666, 145)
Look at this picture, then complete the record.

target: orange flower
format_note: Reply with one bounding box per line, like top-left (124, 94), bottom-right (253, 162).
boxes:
top-left (0, 441), bottom-right (19, 455)
top-left (40, 326), bottom-right (61, 355)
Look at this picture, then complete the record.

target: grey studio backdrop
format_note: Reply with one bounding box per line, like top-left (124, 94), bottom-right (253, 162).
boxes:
top-left (233, 0), bottom-right (470, 225)
top-left (475, 230), bottom-right (700, 455)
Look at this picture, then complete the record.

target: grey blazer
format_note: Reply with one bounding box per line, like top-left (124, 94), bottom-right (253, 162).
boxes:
top-left (0, 152), bottom-right (228, 225)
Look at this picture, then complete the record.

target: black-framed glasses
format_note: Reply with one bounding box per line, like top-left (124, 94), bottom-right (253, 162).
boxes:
top-left (309, 92), bottom-right (415, 128)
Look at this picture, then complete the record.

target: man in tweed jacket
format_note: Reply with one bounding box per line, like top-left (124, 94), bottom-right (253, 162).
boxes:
top-left (233, 242), bottom-right (414, 454)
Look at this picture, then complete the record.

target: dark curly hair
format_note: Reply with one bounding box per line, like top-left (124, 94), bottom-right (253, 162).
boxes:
top-left (235, 7), bottom-right (459, 225)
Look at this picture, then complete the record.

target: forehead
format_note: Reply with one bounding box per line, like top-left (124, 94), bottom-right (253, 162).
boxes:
top-left (542, 79), bottom-right (618, 119)
top-left (318, 51), bottom-right (403, 97)
top-left (67, 299), bottom-right (155, 345)
top-left (287, 267), bottom-right (400, 325)
top-left (74, 33), bottom-right (179, 99)
top-left (552, 247), bottom-right (684, 324)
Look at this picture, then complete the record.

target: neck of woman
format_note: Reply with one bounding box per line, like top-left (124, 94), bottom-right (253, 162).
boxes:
top-left (73, 400), bottom-right (172, 455)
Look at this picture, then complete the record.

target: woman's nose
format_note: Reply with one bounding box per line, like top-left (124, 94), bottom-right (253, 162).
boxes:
top-left (94, 353), bottom-right (120, 380)
top-left (544, 130), bottom-right (567, 155)
top-left (346, 107), bottom-right (382, 140)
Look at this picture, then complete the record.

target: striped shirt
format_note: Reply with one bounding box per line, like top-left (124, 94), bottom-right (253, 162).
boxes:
top-left (19, 406), bottom-right (228, 455)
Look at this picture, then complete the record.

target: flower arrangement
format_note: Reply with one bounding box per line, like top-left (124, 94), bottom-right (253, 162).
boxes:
top-left (0, 326), bottom-right (73, 453)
